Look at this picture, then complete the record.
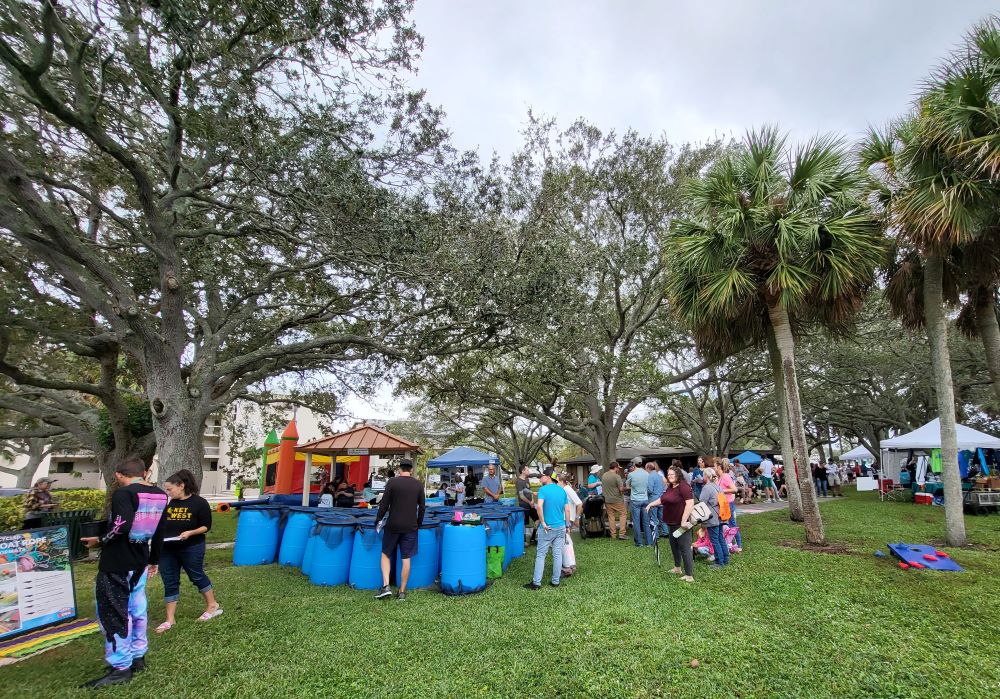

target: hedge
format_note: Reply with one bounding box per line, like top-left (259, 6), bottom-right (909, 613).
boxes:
top-left (0, 489), bottom-right (106, 531)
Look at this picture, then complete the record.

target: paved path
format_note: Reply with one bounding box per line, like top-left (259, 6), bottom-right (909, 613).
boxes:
top-left (737, 499), bottom-right (788, 516)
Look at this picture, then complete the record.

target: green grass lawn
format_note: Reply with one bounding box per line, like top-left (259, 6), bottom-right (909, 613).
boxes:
top-left (4, 492), bottom-right (999, 698)
top-left (206, 510), bottom-right (237, 544)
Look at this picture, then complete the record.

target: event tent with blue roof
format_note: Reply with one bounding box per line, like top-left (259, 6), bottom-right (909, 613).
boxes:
top-left (427, 446), bottom-right (500, 475)
top-left (734, 450), bottom-right (763, 465)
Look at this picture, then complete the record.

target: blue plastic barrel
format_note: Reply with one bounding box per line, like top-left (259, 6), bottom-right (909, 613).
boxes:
top-left (278, 507), bottom-right (320, 567)
top-left (503, 507), bottom-right (525, 560)
top-left (302, 528), bottom-right (319, 576)
top-left (348, 522), bottom-right (384, 590)
top-left (440, 523), bottom-right (487, 595)
top-left (483, 513), bottom-right (509, 573)
top-left (425, 496), bottom-right (445, 507)
top-left (309, 518), bottom-right (356, 586)
top-left (394, 522), bottom-right (442, 589)
top-left (233, 505), bottom-right (283, 566)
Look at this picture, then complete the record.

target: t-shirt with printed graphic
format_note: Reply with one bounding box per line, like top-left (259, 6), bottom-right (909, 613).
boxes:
top-left (154, 495), bottom-right (213, 552)
top-left (98, 483), bottom-right (168, 573)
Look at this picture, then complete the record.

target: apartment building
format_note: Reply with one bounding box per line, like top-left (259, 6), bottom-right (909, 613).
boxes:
top-left (0, 401), bottom-right (333, 497)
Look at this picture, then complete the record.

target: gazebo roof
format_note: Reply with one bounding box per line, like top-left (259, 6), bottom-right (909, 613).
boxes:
top-left (298, 423), bottom-right (423, 455)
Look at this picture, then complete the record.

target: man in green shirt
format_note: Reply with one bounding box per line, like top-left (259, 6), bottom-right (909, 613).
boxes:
top-left (601, 462), bottom-right (626, 540)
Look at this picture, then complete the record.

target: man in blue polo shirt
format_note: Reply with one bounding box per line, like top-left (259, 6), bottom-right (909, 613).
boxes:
top-left (524, 473), bottom-right (571, 590)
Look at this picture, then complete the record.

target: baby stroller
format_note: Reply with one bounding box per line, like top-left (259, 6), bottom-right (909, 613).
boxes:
top-left (580, 496), bottom-right (607, 539)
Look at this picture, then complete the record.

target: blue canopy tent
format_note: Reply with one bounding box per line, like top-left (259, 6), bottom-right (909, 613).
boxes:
top-left (734, 450), bottom-right (763, 465)
top-left (427, 446), bottom-right (500, 479)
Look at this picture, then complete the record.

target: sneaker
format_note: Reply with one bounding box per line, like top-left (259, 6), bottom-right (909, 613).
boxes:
top-left (549, 581), bottom-right (560, 588)
top-left (396, 591), bottom-right (407, 601)
top-left (707, 555), bottom-right (716, 562)
top-left (523, 582), bottom-right (541, 591)
top-left (80, 667), bottom-right (133, 689)
top-left (374, 585), bottom-right (393, 600)
top-left (130, 657), bottom-right (145, 674)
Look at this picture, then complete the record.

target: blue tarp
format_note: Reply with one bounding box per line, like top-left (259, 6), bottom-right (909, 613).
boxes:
top-left (734, 450), bottom-right (763, 465)
top-left (427, 446), bottom-right (500, 469)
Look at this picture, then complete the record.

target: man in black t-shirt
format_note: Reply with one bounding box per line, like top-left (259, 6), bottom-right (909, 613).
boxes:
top-left (374, 459), bottom-right (425, 601)
top-left (516, 465), bottom-right (538, 546)
top-left (79, 457), bottom-right (168, 689)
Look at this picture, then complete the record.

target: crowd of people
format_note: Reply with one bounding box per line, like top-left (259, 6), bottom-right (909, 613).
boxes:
top-left (518, 455), bottom-right (756, 588)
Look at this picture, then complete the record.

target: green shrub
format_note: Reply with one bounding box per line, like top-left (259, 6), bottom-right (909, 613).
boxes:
top-left (0, 489), bottom-right (106, 531)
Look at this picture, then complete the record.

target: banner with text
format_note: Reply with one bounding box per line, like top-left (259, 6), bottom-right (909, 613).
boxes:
top-left (0, 527), bottom-right (77, 639)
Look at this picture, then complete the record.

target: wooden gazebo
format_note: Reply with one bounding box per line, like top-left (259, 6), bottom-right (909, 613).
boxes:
top-left (296, 424), bottom-right (422, 505)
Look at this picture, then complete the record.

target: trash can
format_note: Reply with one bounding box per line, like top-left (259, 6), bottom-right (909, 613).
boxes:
top-left (42, 510), bottom-right (97, 560)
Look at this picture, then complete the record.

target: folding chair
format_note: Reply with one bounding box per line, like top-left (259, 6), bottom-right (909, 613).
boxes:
top-left (879, 477), bottom-right (897, 502)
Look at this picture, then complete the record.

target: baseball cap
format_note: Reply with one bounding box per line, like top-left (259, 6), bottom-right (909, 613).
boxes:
top-left (34, 478), bottom-right (57, 486)
top-left (631, 456), bottom-right (643, 465)
top-left (590, 465), bottom-right (601, 474)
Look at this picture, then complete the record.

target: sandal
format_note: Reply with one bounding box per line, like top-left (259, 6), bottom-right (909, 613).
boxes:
top-left (680, 575), bottom-right (695, 583)
top-left (155, 621), bottom-right (174, 634)
top-left (198, 607), bottom-right (224, 622)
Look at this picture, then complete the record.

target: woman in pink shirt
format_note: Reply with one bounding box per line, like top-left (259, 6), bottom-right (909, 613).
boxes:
top-left (717, 458), bottom-right (742, 552)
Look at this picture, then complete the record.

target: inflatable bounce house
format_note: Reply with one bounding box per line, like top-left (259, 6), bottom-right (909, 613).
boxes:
top-left (257, 420), bottom-right (422, 498)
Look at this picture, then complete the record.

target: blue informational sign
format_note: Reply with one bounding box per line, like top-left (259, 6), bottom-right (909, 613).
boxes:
top-left (0, 526), bottom-right (77, 639)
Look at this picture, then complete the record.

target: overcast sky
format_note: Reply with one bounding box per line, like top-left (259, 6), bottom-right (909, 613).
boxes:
top-left (409, 1), bottom-right (998, 157)
top-left (344, 1), bottom-right (997, 424)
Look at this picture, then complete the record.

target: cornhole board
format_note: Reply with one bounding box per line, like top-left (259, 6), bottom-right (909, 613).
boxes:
top-left (887, 543), bottom-right (964, 572)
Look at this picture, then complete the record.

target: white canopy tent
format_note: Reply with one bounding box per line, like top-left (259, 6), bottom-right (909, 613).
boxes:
top-left (839, 445), bottom-right (874, 461)
top-left (879, 418), bottom-right (1000, 482)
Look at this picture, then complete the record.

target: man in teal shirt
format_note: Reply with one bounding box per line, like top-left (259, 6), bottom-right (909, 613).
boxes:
top-left (524, 473), bottom-right (571, 590)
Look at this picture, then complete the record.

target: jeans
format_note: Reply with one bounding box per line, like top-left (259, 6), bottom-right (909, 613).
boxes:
top-left (648, 505), bottom-right (665, 537)
top-left (727, 502), bottom-right (742, 549)
top-left (158, 542), bottom-right (213, 602)
top-left (629, 500), bottom-right (652, 546)
top-left (668, 526), bottom-right (694, 576)
top-left (815, 478), bottom-right (828, 497)
top-left (707, 524), bottom-right (729, 566)
top-left (96, 570), bottom-right (148, 670)
top-left (532, 526), bottom-right (566, 585)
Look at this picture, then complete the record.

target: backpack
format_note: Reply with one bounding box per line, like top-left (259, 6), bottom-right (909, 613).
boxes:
top-left (718, 493), bottom-right (731, 521)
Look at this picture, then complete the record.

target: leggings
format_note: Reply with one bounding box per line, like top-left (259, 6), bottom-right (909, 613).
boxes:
top-left (667, 527), bottom-right (694, 576)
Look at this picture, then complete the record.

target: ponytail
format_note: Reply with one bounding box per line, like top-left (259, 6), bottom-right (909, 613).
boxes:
top-left (166, 469), bottom-right (199, 496)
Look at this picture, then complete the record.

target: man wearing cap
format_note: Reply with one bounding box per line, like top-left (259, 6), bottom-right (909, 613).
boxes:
top-left (625, 457), bottom-right (652, 546)
top-left (23, 477), bottom-right (58, 529)
top-left (374, 459), bottom-right (425, 601)
top-left (586, 465), bottom-right (603, 497)
top-left (601, 462), bottom-right (627, 539)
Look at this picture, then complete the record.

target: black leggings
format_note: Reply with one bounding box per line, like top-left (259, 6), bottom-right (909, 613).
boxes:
top-left (667, 527), bottom-right (694, 576)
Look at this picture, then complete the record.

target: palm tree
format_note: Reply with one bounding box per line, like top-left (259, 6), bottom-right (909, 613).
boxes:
top-left (668, 128), bottom-right (884, 544)
top-left (861, 16), bottom-right (1000, 546)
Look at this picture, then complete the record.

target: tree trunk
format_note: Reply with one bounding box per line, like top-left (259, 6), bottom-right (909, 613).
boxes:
top-left (766, 327), bottom-right (803, 521)
top-left (767, 303), bottom-right (825, 544)
top-left (147, 372), bottom-right (207, 486)
top-left (974, 286), bottom-right (1000, 405)
top-left (924, 253), bottom-right (966, 546)
top-left (17, 439), bottom-right (46, 488)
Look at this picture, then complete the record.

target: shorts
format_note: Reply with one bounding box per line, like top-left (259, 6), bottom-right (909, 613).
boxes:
top-left (828, 473), bottom-right (842, 486)
top-left (382, 530), bottom-right (418, 559)
top-left (760, 477), bottom-right (774, 489)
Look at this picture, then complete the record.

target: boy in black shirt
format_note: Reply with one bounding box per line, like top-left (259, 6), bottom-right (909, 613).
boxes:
top-left (80, 457), bottom-right (168, 689)
top-left (374, 459), bottom-right (425, 601)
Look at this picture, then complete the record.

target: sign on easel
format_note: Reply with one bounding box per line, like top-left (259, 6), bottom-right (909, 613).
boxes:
top-left (0, 526), bottom-right (77, 640)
